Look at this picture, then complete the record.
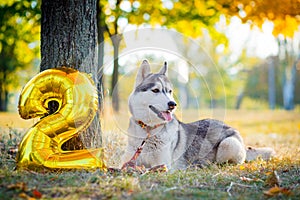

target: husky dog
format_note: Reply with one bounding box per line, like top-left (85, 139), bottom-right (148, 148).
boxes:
top-left (123, 60), bottom-right (275, 170)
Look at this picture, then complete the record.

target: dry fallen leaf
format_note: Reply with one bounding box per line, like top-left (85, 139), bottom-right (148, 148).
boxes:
top-left (240, 176), bottom-right (263, 182)
top-left (7, 182), bottom-right (27, 191)
top-left (264, 186), bottom-right (292, 197)
top-left (32, 189), bottom-right (42, 198)
top-left (265, 170), bottom-right (281, 186)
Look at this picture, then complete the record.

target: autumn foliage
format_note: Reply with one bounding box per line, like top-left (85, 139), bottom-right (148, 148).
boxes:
top-left (218, 0), bottom-right (300, 37)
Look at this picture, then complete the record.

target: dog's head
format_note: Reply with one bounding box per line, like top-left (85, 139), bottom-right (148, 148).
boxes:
top-left (129, 60), bottom-right (177, 126)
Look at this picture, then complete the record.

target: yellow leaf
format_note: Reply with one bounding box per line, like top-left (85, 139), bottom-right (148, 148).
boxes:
top-left (18, 192), bottom-right (29, 199)
top-left (239, 165), bottom-right (246, 170)
top-left (264, 186), bottom-right (292, 197)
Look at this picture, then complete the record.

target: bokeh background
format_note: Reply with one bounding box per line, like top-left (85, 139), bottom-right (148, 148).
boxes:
top-left (0, 0), bottom-right (299, 138)
top-left (1, 0), bottom-right (300, 112)
top-left (0, 2), bottom-right (300, 198)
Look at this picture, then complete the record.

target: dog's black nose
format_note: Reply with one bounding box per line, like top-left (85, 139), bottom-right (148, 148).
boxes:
top-left (168, 101), bottom-right (177, 110)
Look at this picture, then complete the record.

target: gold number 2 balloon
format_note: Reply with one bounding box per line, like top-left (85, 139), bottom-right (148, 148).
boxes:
top-left (17, 67), bottom-right (106, 170)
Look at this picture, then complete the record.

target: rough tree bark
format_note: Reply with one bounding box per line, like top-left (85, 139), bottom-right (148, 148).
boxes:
top-left (40, 0), bottom-right (102, 149)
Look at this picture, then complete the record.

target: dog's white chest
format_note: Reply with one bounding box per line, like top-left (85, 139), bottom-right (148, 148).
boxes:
top-left (126, 121), bottom-right (179, 168)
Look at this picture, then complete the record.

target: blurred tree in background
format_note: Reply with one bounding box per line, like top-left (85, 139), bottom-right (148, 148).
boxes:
top-left (0, 0), bottom-right (40, 111)
top-left (98, 0), bottom-right (225, 111)
top-left (98, 0), bottom-right (123, 112)
top-left (100, 0), bottom-right (229, 111)
top-left (218, 0), bottom-right (300, 109)
top-left (1, 0), bottom-right (300, 112)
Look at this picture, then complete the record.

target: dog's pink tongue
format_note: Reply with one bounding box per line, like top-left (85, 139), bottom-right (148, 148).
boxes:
top-left (161, 112), bottom-right (172, 121)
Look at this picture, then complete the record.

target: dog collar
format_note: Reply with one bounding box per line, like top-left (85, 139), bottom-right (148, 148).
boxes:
top-left (136, 120), bottom-right (164, 131)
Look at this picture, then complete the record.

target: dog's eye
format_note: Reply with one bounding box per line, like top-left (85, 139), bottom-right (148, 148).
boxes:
top-left (169, 90), bottom-right (172, 93)
top-left (152, 89), bottom-right (160, 93)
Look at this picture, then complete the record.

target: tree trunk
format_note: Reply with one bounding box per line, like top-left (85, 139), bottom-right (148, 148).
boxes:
top-left (282, 63), bottom-right (297, 110)
top-left (235, 91), bottom-right (244, 109)
top-left (0, 80), bottom-right (5, 111)
top-left (40, 0), bottom-right (102, 149)
top-left (178, 83), bottom-right (189, 109)
top-left (111, 34), bottom-right (122, 112)
top-left (97, 0), bottom-right (105, 112)
top-left (268, 57), bottom-right (276, 110)
top-left (0, 87), bottom-right (8, 112)
top-left (280, 38), bottom-right (297, 111)
top-left (0, 73), bottom-right (8, 111)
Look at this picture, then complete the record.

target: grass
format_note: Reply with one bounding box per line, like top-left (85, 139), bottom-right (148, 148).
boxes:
top-left (0, 109), bottom-right (300, 199)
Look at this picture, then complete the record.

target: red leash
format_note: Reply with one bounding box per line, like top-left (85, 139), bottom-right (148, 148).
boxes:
top-left (121, 121), bottom-right (163, 170)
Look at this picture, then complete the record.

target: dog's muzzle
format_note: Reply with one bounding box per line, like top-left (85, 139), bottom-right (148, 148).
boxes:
top-left (149, 102), bottom-right (176, 122)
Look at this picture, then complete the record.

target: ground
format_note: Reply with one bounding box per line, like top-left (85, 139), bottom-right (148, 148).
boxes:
top-left (0, 110), bottom-right (299, 199)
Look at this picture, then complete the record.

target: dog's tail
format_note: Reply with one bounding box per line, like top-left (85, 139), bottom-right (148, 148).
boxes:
top-left (245, 146), bottom-right (276, 162)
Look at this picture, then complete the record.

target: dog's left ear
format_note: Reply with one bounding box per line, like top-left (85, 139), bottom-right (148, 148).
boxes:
top-left (135, 60), bottom-right (151, 87)
top-left (159, 61), bottom-right (168, 75)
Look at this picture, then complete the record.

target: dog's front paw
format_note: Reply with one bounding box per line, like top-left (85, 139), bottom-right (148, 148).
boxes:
top-left (121, 161), bottom-right (146, 174)
top-left (148, 164), bottom-right (168, 173)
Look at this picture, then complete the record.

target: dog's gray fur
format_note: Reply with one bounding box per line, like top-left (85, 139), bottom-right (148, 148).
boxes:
top-left (123, 60), bottom-right (275, 170)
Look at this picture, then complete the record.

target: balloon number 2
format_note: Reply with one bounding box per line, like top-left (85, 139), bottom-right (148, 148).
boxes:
top-left (17, 67), bottom-right (106, 170)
